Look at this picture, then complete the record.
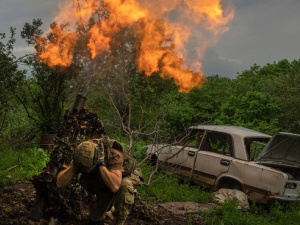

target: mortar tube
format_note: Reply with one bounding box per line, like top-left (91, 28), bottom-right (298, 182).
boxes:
top-left (72, 94), bottom-right (87, 113)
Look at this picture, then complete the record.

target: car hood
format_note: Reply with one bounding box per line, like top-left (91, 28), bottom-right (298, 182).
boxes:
top-left (257, 132), bottom-right (300, 166)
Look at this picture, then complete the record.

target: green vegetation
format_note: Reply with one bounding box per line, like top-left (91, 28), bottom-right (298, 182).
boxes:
top-left (0, 146), bottom-right (49, 187)
top-left (138, 164), bottom-right (212, 203)
top-left (201, 200), bottom-right (300, 225)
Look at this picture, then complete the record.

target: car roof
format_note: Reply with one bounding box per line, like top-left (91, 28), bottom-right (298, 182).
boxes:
top-left (190, 125), bottom-right (271, 138)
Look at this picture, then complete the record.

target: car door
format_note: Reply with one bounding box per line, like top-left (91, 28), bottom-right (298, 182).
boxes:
top-left (176, 131), bottom-right (205, 178)
top-left (192, 131), bottom-right (234, 186)
top-left (160, 145), bottom-right (194, 178)
top-left (159, 130), bottom-right (205, 179)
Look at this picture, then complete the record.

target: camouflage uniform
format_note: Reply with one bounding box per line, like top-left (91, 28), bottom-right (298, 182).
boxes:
top-left (79, 146), bottom-right (142, 224)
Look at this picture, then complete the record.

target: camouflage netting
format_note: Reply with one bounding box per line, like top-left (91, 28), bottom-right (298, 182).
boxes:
top-left (30, 108), bottom-right (106, 221)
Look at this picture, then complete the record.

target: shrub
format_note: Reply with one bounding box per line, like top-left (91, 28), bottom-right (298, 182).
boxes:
top-left (0, 146), bottom-right (49, 187)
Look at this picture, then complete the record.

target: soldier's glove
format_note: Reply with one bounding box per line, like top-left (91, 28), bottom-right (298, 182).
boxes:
top-left (93, 141), bottom-right (106, 167)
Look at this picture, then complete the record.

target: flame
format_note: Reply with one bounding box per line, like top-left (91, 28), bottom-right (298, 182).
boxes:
top-left (88, 23), bottom-right (112, 59)
top-left (36, 25), bottom-right (77, 68)
top-left (161, 52), bottom-right (206, 93)
top-left (137, 20), bottom-right (171, 76)
top-left (54, 0), bottom-right (97, 28)
top-left (36, 0), bottom-right (234, 93)
top-left (104, 0), bottom-right (149, 25)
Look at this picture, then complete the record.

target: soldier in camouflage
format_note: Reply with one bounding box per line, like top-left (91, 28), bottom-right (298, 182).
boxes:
top-left (56, 138), bottom-right (142, 225)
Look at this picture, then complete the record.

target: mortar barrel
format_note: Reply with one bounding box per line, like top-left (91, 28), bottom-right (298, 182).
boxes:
top-left (72, 94), bottom-right (87, 113)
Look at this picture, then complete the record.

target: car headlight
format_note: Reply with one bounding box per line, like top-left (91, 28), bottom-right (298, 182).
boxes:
top-left (285, 182), bottom-right (297, 189)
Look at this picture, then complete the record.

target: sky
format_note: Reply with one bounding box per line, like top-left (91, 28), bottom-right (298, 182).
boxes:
top-left (1, 0), bottom-right (300, 78)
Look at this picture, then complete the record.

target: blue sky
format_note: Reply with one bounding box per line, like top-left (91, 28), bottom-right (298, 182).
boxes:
top-left (1, 0), bottom-right (300, 78)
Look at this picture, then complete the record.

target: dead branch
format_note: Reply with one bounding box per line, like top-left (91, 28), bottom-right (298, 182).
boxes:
top-left (5, 165), bottom-right (18, 172)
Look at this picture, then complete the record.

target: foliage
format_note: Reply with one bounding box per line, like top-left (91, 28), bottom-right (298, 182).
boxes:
top-left (19, 20), bottom-right (72, 134)
top-left (0, 28), bottom-right (28, 145)
top-left (0, 146), bottom-right (49, 187)
top-left (138, 164), bottom-right (212, 203)
top-left (165, 75), bottom-right (233, 133)
top-left (271, 67), bottom-right (300, 133)
top-left (234, 59), bottom-right (300, 133)
top-left (216, 91), bottom-right (280, 134)
top-left (130, 140), bottom-right (148, 162)
top-left (0, 105), bottom-right (36, 148)
top-left (201, 200), bottom-right (300, 225)
top-left (129, 73), bottom-right (179, 139)
top-left (17, 62), bottom-right (69, 133)
top-left (0, 21), bottom-right (72, 139)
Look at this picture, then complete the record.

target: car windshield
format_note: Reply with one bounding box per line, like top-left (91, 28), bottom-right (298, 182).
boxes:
top-left (245, 137), bottom-right (270, 161)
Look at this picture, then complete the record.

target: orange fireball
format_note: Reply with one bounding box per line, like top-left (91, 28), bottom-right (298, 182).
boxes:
top-left (36, 0), bottom-right (234, 93)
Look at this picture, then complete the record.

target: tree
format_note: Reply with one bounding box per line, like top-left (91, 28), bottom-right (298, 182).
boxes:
top-left (234, 59), bottom-right (300, 133)
top-left (271, 60), bottom-right (300, 133)
top-left (216, 91), bottom-right (279, 134)
top-left (16, 19), bottom-right (72, 134)
top-left (0, 29), bottom-right (18, 133)
top-left (0, 28), bottom-right (32, 146)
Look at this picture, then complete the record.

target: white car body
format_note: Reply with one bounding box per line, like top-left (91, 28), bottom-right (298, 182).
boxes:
top-left (147, 125), bottom-right (300, 203)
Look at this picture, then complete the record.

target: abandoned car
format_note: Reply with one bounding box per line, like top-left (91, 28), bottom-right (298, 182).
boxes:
top-left (147, 125), bottom-right (300, 203)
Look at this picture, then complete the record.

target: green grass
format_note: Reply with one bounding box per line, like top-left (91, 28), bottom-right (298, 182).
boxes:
top-left (0, 146), bottom-right (49, 187)
top-left (201, 200), bottom-right (300, 225)
top-left (138, 164), bottom-right (212, 203)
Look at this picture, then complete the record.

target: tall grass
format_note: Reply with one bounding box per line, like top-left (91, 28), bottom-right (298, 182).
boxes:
top-left (0, 146), bottom-right (49, 187)
top-left (138, 164), bottom-right (212, 203)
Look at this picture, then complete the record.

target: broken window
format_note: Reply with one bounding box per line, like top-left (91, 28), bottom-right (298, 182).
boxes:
top-left (202, 132), bottom-right (233, 156)
top-left (177, 129), bottom-right (205, 149)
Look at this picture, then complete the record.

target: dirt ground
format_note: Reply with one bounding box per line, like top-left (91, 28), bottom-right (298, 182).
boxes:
top-left (0, 183), bottom-right (205, 225)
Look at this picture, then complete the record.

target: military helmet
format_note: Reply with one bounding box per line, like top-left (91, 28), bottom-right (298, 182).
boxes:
top-left (73, 138), bottom-right (124, 173)
top-left (73, 140), bottom-right (99, 173)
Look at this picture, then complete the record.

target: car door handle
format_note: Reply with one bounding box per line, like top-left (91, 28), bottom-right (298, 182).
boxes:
top-left (220, 159), bottom-right (230, 166)
top-left (188, 151), bottom-right (195, 157)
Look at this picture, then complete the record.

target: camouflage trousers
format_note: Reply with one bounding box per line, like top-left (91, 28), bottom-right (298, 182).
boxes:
top-left (88, 169), bottom-right (143, 223)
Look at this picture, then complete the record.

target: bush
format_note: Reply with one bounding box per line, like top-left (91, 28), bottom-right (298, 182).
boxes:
top-left (0, 146), bottom-right (49, 187)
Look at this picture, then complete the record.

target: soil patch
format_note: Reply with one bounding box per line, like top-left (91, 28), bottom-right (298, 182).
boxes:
top-left (0, 183), bottom-right (204, 225)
